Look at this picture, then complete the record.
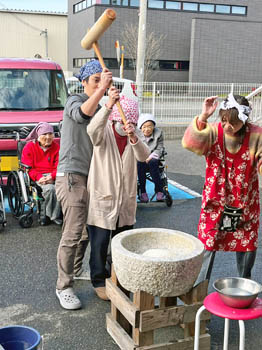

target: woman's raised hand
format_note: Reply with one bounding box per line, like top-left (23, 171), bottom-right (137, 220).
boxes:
top-left (124, 120), bottom-right (138, 144)
top-left (106, 86), bottom-right (120, 109)
top-left (199, 96), bottom-right (218, 122)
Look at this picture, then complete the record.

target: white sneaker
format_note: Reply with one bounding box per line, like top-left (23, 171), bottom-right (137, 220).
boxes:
top-left (56, 288), bottom-right (82, 310)
top-left (74, 268), bottom-right (90, 281)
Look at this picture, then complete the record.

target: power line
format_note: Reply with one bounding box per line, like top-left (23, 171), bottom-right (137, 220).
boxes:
top-left (0, 1), bottom-right (45, 33)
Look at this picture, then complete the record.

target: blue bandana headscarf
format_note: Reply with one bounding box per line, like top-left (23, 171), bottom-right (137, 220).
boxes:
top-left (75, 59), bottom-right (103, 82)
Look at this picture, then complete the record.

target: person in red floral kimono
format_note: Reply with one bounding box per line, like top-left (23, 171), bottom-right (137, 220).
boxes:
top-left (182, 93), bottom-right (262, 284)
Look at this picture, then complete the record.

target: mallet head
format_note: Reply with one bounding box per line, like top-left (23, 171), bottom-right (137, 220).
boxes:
top-left (81, 9), bottom-right (116, 50)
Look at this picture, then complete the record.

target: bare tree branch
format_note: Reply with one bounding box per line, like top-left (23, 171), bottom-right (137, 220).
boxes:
top-left (121, 24), bottom-right (165, 82)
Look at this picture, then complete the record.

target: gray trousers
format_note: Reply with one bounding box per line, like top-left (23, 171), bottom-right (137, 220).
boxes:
top-left (55, 174), bottom-right (89, 290)
top-left (37, 183), bottom-right (61, 221)
top-left (195, 249), bottom-right (257, 286)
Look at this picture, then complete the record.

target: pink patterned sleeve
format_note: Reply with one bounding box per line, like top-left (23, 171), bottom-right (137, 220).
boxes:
top-left (181, 116), bottom-right (218, 156)
top-left (249, 124), bottom-right (262, 174)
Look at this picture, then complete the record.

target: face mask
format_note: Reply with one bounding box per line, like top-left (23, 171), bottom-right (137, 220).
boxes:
top-left (114, 122), bottom-right (126, 136)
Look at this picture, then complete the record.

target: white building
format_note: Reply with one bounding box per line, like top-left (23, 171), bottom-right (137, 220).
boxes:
top-left (0, 9), bottom-right (68, 74)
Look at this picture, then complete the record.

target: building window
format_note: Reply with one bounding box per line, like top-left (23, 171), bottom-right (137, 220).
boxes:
top-left (232, 6), bottom-right (246, 15)
top-left (216, 5), bottom-right (230, 14)
top-left (199, 3), bottom-right (214, 12)
top-left (72, 58), bottom-right (190, 72)
top-left (166, 1), bottom-right (181, 10)
top-left (111, 0), bottom-right (128, 5)
top-left (148, 0), bottom-right (164, 9)
top-left (183, 2), bottom-right (198, 11)
top-left (73, 0), bottom-right (247, 16)
top-left (130, 0), bottom-right (139, 6)
top-left (74, 0), bottom-right (87, 12)
top-left (73, 58), bottom-right (92, 68)
top-left (159, 60), bottom-right (189, 70)
top-left (104, 58), bottom-right (119, 69)
top-left (124, 59), bottom-right (136, 69)
top-left (74, 3), bottom-right (79, 12)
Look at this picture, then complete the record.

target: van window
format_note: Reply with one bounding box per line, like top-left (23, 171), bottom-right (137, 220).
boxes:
top-left (0, 69), bottom-right (68, 111)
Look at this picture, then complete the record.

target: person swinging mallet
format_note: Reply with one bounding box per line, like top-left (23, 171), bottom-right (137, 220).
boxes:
top-left (81, 9), bottom-right (127, 125)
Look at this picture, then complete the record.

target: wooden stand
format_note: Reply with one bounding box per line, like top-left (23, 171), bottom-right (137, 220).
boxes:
top-left (106, 266), bottom-right (211, 350)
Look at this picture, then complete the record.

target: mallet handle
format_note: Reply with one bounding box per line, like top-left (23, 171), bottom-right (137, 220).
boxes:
top-left (93, 41), bottom-right (127, 125)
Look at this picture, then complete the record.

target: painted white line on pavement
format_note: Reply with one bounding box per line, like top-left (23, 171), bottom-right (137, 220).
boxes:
top-left (168, 179), bottom-right (202, 198)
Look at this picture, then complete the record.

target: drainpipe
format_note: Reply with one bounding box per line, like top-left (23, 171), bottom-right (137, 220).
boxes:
top-left (40, 29), bottom-right (48, 58)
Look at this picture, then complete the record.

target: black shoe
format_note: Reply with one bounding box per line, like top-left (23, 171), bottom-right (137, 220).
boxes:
top-left (39, 216), bottom-right (51, 226)
top-left (40, 218), bottom-right (47, 226)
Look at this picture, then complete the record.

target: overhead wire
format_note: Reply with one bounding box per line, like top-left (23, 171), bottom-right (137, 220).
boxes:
top-left (0, 1), bottom-right (46, 33)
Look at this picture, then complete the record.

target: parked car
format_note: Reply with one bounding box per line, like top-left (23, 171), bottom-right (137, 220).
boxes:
top-left (65, 76), bottom-right (83, 94)
top-left (66, 76), bottom-right (137, 105)
top-left (0, 58), bottom-right (68, 182)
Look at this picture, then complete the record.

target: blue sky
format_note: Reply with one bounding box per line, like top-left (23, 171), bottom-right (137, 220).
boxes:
top-left (0, 0), bottom-right (67, 12)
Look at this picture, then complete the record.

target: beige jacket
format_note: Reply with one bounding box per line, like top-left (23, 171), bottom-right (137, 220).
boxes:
top-left (87, 106), bottom-right (150, 230)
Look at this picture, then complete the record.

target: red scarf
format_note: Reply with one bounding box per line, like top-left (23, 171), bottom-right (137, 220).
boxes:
top-left (112, 123), bottom-right (127, 157)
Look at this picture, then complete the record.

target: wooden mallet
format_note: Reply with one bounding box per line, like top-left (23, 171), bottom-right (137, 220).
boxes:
top-left (81, 9), bottom-right (127, 124)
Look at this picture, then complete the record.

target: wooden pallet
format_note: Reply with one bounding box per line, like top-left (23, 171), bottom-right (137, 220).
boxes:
top-left (106, 266), bottom-right (211, 350)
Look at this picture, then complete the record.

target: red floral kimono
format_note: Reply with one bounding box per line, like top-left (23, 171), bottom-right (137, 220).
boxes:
top-left (198, 123), bottom-right (259, 252)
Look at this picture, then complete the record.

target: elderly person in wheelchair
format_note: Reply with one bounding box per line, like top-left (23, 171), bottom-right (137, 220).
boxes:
top-left (21, 122), bottom-right (62, 225)
top-left (137, 113), bottom-right (165, 203)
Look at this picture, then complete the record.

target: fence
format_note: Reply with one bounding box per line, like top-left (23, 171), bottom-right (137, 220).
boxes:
top-left (65, 79), bottom-right (262, 125)
top-left (140, 82), bottom-right (262, 125)
top-left (246, 85), bottom-right (262, 124)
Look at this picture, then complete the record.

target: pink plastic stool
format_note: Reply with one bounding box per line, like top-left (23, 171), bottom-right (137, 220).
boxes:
top-left (194, 292), bottom-right (262, 350)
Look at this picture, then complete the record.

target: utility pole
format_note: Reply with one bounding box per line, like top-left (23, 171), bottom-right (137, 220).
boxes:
top-left (136, 0), bottom-right (147, 109)
top-left (40, 29), bottom-right (48, 58)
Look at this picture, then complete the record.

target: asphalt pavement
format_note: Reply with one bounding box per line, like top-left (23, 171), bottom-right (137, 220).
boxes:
top-left (1, 139), bottom-right (262, 350)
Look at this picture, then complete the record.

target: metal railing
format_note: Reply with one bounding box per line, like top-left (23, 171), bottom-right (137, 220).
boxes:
top-left (246, 86), bottom-right (262, 124)
top-left (65, 80), bottom-right (262, 125)
top-left (140, 82), bottom-right (262, 125)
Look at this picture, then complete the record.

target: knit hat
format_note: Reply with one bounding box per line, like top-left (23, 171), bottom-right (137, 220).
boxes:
top-left (109, 95), bottom-right (139, 124)
top-left (75, 59), bottom-right (103, 82)
top-left (137, 113), bottom-right (156, 129)
top-left (25, 122), bottom-right (54, 142)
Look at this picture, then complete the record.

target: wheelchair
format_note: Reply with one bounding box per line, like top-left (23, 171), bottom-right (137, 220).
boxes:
top-left (137, 148), bottom-right (173, 207)
top-left (7, 129), bottom-right (46, 228)
top-left (0, 161), bottom-right (7, 231)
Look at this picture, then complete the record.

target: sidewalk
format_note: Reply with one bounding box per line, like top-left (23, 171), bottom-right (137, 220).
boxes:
top-left (1, 140), bottom-right (262, 350)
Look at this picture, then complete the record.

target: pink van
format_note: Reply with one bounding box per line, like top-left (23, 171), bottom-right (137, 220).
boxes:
top-left (0, 58), bottom-right (68, 181)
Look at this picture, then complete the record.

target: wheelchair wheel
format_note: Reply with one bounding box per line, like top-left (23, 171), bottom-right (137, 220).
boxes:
top-left (7, 171), bottom-right (24, 218)
top-left (0, 208), bottom-right (7, 229)
top-left (19, 213), bottom-right (33, 228)
top-left (164, 188), bottom-right (173, 207)
top-left (0, 190), bottom-right (6, 230)
top-left (0, 212), bottom-right (6, 231)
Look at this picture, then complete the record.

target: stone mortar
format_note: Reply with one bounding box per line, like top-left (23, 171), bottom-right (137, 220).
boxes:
top-left (111, 228), bottom-right (204, 297)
